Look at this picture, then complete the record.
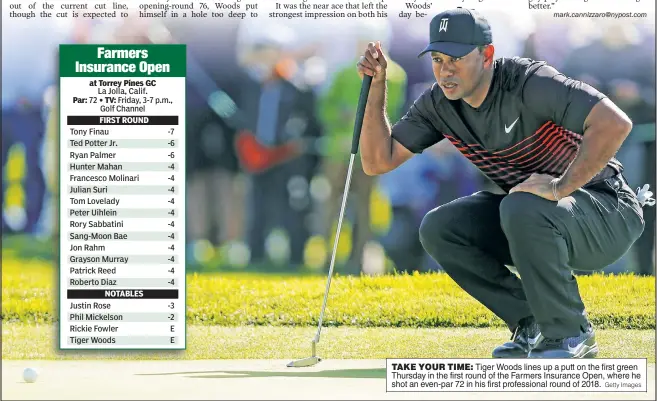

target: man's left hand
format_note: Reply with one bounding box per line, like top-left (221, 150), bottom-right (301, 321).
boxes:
top-left (509, 173), bottom-right (562, 201)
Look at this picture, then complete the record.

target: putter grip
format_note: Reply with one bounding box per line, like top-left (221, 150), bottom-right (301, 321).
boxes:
top-left (351, 74), bottom-right (373, 155)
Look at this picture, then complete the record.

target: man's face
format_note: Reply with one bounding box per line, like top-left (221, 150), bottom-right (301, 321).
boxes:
top-left (431, 47), bottom-right (487, 100)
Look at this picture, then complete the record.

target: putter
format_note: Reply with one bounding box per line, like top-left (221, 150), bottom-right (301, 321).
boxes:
top-left (287, 74), bottom-right (373, 368)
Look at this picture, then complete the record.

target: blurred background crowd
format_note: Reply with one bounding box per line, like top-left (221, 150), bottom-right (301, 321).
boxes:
top-left (2, 11), bottom-right (655, 275)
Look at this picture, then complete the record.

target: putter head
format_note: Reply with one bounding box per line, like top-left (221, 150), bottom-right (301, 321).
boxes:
top-left (287, 338), bottom-right (321, 367)
top-left (287, 356), bottom-right (322, 368)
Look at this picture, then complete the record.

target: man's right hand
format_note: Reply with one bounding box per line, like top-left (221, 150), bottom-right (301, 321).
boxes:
top-left (357, 41), bottom-right (388, 83)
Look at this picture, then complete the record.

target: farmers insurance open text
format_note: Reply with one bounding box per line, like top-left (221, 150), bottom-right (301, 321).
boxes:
top-left (58, 44), bottom-right (187, 350)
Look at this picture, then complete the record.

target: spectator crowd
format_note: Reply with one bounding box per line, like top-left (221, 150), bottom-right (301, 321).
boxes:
top-left (2, 12), bottom-right (655, 275)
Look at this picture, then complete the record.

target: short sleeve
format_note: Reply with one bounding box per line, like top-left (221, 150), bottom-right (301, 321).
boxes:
top-left (521, 64), bottom-right (607, 133)
top-left (391, 86), bottom-right (444, 154)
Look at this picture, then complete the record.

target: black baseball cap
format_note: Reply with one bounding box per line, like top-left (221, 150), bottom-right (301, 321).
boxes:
top-left (418, 8), bottom-right (492, 58)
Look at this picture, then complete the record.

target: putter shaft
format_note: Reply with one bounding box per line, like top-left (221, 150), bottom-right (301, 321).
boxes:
top-left (313, 154), bottom-right (356, 346)
top-left (291, 75), bottom-right (372, 368)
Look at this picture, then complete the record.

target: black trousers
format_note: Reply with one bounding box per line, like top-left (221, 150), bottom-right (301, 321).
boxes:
top-left (419, 174), bottom-right (645, 339)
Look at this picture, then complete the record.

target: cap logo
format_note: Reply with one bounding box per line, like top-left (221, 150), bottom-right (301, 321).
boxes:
top-left (439, 18), bottom-right (449, 32)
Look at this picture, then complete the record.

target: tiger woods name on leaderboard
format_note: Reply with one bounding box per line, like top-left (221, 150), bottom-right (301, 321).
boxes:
top-left (58, 44), bottom-right (187, 350)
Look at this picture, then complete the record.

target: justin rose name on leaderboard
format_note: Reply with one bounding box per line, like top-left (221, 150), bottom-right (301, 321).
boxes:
top-left (70, 302), bottom-right (112, 310)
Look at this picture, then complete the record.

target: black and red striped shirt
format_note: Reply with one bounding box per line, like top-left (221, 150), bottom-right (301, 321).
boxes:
top-left (391, 57), bottom-right (622, 193)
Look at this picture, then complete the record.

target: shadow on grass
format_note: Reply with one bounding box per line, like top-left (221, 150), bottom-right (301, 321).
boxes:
top-left (137, 368), bottom-right (386, 379)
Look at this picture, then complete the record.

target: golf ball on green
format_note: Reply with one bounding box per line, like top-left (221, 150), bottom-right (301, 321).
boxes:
top-left (23, 368), bottom-right (38, 383)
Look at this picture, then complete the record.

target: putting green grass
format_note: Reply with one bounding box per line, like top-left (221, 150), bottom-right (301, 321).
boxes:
top-left (3, 257), bottom-right (654, 363)
top-left (3, 258), bottom-right (655, 329)
top-left (2, 323), bottom-right (654, 362)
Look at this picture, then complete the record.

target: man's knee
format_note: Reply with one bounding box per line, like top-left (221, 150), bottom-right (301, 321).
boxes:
top-left (419, 205), bottom-right (456, 254)
top-left (500, 192), bottom-right (543, 234)
top-left (499, 192), bottom-right (554, 238)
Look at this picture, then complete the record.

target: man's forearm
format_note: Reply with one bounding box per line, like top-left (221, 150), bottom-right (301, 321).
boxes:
top-left (557, 119), bottom-right (632, 197)
top-left (360, 80), bottom-right (393, 173)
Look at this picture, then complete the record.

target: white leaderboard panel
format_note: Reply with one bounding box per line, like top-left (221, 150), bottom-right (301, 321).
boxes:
top-left (58, 44), bottom-right (186, 350)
